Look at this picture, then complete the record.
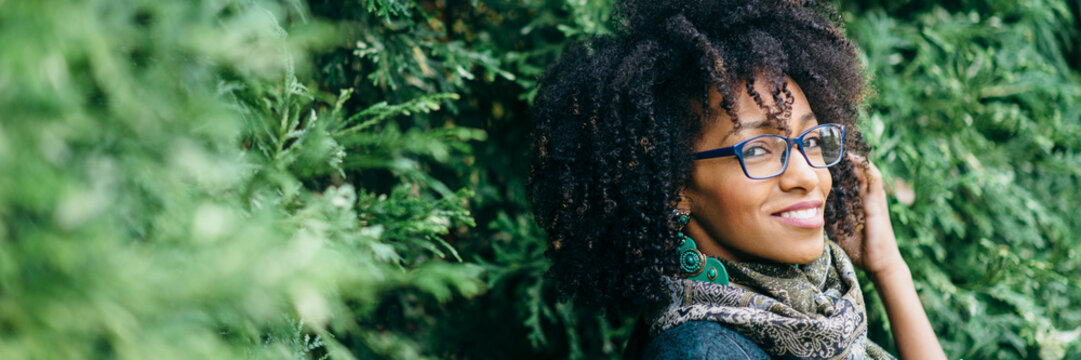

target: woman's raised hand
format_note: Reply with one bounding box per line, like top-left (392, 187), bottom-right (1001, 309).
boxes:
top-left (842, 154), bottom-right (948, 359)
top-left (838, 154), bottom-right (907, 278)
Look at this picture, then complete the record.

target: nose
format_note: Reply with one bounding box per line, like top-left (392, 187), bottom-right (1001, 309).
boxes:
top-left (777, 145), bottom-right (819, 191)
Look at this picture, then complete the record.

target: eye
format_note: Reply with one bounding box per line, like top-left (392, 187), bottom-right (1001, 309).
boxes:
top-left (742, 144), bottom-right (772, 159)
top-left (804, 136), bottom-right (820, 149)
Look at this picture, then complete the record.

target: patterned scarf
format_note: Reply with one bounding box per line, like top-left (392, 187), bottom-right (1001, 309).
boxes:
top-left (648, 240), bottom-right (895, 360)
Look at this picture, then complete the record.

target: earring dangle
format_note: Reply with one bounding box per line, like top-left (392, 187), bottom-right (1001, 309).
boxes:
top-left (676, 211), bottom-right (729, 286)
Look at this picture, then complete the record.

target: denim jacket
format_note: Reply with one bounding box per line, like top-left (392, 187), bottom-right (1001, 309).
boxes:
top-left (643, 321), bottom-right (769, 360)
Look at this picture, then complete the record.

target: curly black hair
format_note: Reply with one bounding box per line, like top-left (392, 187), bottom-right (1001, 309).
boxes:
top-left (530, 0), bottom-right (870, 309)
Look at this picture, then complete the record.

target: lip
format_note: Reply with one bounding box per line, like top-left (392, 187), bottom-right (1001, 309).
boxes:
top-left (770, 200), bottom-right (824, 228)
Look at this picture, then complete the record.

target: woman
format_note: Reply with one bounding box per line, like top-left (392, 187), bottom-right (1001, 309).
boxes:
top-left (529, 0), bottom-right (947, 358)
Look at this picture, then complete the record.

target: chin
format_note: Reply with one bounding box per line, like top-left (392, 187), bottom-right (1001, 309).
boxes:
top-left (787, 236), bottom-right (826, 264)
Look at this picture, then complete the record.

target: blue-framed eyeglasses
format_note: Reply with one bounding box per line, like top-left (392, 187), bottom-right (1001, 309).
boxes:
top-left (693, 123), bottom-right (846, 179)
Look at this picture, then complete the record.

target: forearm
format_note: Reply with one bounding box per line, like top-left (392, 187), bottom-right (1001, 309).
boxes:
top-left (872, 262), bottom-right (946, 360)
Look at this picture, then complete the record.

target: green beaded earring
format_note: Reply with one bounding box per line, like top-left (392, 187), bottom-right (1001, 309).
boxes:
top-left (676, 211), bottom-right (729, 286)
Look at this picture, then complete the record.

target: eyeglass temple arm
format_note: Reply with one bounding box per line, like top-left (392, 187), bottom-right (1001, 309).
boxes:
top-left (693, 146), bottom-right (736, 160)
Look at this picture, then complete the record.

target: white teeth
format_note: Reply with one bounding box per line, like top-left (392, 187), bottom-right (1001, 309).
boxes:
top-left (779, 208), bottom-right (817, 219)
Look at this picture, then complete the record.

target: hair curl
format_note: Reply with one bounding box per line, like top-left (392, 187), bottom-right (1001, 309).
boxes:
top-left (530, 0), bottom-right (869, 308)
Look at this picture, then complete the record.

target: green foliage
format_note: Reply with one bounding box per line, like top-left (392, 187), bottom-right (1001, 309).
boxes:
top-left (843, 2), bottom-right (1081, 358)
top-left (304, 0), bottom-right (627, 357)
top-left (317, 0), bottom-right (1081, 358)
top-left (3, 0), bottom-right (1078, 358)
top-left (0, 0), bottom-right (483, 359)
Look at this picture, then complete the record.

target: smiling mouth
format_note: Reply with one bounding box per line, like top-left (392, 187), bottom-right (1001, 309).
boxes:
top-left (770, 205), bottom-right (824, 228)
top-left (777, 208), bottom-right (818, 219)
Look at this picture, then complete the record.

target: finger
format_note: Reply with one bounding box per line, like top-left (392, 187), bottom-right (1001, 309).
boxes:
top-left (860, 160), bottom-right (892, 218)
top-left (846, 153), bottom-right (870, 194)
top-left (864, 159), bottom-right (883, 188)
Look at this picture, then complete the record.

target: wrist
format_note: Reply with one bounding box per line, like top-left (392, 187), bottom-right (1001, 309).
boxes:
top-left (870, 257), bottom-right (910, 285)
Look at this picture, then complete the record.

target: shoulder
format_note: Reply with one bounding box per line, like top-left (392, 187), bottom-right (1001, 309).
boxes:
top-left (642, 321), bottom-right (769, 360)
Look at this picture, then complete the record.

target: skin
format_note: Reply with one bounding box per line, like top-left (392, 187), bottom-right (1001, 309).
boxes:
top-left (680, 76), bottom-right (947, 359)
top-left (680, 77), bottom-right (831, 265)
top-left (845, 155), bottom-right (947, 360)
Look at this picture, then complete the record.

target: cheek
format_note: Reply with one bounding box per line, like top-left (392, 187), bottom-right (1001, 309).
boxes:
top-left (715, 185), bottom-right (763, 220)
top-left (693, 170), bottom-right (766, 224)
top-left (820, 168), bottom-right (833, 196)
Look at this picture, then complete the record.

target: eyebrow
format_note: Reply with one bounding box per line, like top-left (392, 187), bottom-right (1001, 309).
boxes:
top-left (720, 113), bottom-right (818, 144)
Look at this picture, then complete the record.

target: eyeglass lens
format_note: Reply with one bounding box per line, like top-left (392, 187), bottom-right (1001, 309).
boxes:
top-left (740, 126), bottom-right (843, 178)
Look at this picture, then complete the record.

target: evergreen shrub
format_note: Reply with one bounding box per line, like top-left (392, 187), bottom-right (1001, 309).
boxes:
top-left (2, 0), bottom-right (1079, 358)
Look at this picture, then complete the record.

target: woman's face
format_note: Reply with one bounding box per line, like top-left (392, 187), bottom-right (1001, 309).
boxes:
top-left (681, 77), bottom-right (832, 265)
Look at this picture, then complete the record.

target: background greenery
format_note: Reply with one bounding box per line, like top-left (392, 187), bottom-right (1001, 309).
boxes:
top-left (1, 0), bottom-right (1078, 359)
